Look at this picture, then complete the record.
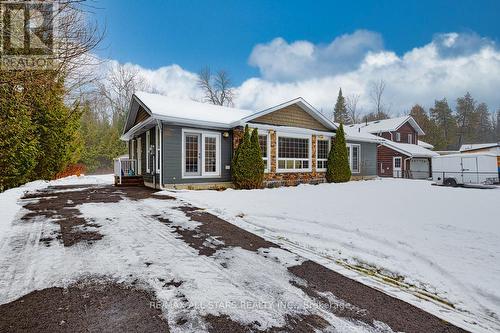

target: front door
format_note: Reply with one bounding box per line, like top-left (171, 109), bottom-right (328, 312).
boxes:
top-left (184, 133), bottom-right (201, 176)
top-left (137, 137), bottom-right (142, 175)
top-left (393, 156), bottom-right (402, 178)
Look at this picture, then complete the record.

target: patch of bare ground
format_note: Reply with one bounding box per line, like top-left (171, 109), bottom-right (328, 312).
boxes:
top-left (167, 205), bottom-right (278, 256)
top-left (20, 185), bottom-right (173, 247)
top-left (288, 260), bottom-right (468, 333)
top-left (0, 280), bottom-right (170, 333)
top-left (204, 313), bottom-right (329, 333)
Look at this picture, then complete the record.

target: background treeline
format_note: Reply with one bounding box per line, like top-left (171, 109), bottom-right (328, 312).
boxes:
top-left (408, 92), bottom-right (500, 150)
top-left (333, 82), bottom-right (499, 150)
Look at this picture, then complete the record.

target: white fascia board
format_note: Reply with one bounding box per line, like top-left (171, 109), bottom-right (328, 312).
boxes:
top-left (245, 123), bottom-right (334, 136)
top-left (120, 117), bottom-right (155, 141)
top-left (345, 135), bottom-right (384, 143)
top-left (153, 114), bottom-right (232, 130)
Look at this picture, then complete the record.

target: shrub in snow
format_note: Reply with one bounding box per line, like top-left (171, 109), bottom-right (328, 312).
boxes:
top-left (232, 125), bottom-right (264, 189)
top-left (326, 123), bottom-right (351, 183)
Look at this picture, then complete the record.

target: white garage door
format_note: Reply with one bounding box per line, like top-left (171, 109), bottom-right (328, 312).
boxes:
top-left (410, 158), bottom-right (430, 179)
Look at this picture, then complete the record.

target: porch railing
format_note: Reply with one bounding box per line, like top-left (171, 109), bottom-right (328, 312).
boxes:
top-left (113, 157), bottom-right (138, 185)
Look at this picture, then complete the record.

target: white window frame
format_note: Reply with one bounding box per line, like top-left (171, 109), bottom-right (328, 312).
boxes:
top-left (347, 143), bottom-right (361, 174)
top-left (258, 132), bottom-right (270, 173)
top-left (146, 130), bottom-right (151, 173)
top-left (155, 125), bottom-right (161, 173)
top-left (395, 132), bottom-right (401, 142)
top-left (316, 137), bottom-right (331, 172)
top-left (181, 128), bottom-right (221, 179)
top-left (276, 133), bottom-right (312, 173)
top-left (408, 133), bottom-right (413, 144)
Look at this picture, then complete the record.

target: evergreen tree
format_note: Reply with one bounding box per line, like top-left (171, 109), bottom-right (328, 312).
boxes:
top-left (409, 104), bottom-right (430, 132)
top-left (0, 83), bottom-right (39, 190)
top-left (456, 92), bottom-right (479, 147)
top-left (326, 124), bottom-right (351, 183)
top-left (429, 98), bottom-right (457, 150)
top-left (231, 125), bottom-right (264, 189)
top-left (333, 88), bottom-right (350, 124)
top-left (30, 80), bottom-right (83, 180)
top-left (476, 103), bottom-right (493, 143)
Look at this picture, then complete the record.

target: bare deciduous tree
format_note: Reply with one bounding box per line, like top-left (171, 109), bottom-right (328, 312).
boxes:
top-left (198, 67), bottom-right (235, 106)
top-left (369, 79), bottom-right (388, 119)
top-left (96, 63), bottom-right (148, 124)
top-left (346, 94), bottom-right (360, 124)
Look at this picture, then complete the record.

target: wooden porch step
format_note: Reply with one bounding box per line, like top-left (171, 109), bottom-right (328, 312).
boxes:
top-left (114, 176), bottom-right (144, 187)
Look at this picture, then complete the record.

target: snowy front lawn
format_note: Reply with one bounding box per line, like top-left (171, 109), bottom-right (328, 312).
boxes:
top-left (173, 179), bottom-right (500, 331)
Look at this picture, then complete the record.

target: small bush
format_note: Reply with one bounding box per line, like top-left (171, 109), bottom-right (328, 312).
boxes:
top-left (326, 123), bottom-right (351, 183)
top-left (232, 125), bottom-right (265, 189)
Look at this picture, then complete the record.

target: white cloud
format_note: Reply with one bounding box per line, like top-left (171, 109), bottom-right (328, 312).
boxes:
top-left (248, 30), bottom-right (383, 81)
top-left (104, 31), bottom-right (500, 117)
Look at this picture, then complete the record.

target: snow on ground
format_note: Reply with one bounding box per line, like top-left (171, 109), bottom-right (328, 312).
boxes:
top-left (0, 174), bottom-right (113, 241)
top-left (0, 177), bottom-right (388, 333)
top-left (173, 179), bottom-right (500, 332)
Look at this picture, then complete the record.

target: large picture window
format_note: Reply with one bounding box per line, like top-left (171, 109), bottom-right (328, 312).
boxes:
top-left (347, 143), bottom-right (361, 173)
top-left (182, 130), bottom-right (221, 178)
top-left (316, 138), bottom-right (330, 171)
top-left (258, 134), bottom-right (269, 172)
top-left (277, 136), bottom-right (311, 172)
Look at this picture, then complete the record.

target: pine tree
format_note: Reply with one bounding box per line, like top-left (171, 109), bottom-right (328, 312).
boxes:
top-left (231, 125), bottom-right (264, 189)
top-left (333, 88), bottom-right (350, 124)
top-left (409, 104), bottom-right (430, 132)
top-left (429, 98), bottom-right (457, 150)
top-left (0, 83), bottom-right (39, 190)
top-left (326, 124), bottom-right (351, 183)
top-left (456, 92), bottom-right (479, 147)
top-left (476, 103), bottom-right (493, 143)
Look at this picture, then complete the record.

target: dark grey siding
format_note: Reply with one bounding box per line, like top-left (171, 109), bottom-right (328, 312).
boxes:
top-left (162, 125), bottom-right (233, 184)
top-left (347, 140), bottom-right (377, 176)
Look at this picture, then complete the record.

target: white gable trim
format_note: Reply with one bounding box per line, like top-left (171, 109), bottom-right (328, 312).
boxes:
top-left (234, 97), bottom-right (337, 130)
top-left (394, 116), bottom-right (425, 136)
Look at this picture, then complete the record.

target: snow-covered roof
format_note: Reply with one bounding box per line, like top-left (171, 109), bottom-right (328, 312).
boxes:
top-left (418, 140), bottom-right (434, 149)
top-left (135, 91), bottom-right (254, 127)
top-left (459, 142), bottom-right (500, 152)
top-left (349, 116), bottom-right (425, 136)
top-left (123, 92), bottom-right (340, 140)
top-left (335, 123), bottom-right (384, 143)
top-left (382, 140), bottom-right (439, 158)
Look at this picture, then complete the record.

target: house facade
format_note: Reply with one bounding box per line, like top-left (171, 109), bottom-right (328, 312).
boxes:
top-left (348, 116), bottom-right (438, 179)
top-left (118, 92), bottom-right (380, 189)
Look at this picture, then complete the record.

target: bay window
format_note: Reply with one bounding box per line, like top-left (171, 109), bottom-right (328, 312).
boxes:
top-left (277, 135), bottom-right (311, 172)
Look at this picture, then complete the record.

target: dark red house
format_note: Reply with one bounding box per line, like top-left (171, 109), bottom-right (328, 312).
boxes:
top-left (348, 116), bottom-right (438, 179)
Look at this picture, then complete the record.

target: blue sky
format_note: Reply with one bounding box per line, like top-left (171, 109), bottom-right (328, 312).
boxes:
top-left (96, 0), bottom-right (499, 83)
top-left (94, 0), bottom-right (500, 113)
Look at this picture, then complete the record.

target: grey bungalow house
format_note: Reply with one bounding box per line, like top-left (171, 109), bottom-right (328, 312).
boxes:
top-left (116, 92), bottom-right (382, 189)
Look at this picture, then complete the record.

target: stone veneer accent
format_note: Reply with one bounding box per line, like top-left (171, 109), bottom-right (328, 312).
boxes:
top-left (232, 127), bottom-right (328, 187)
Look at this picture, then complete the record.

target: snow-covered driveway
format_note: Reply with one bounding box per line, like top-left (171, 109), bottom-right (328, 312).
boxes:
top-left (174, 179), bottom-right (500, 333)
top-left (0, 177), bottom-right (469, 332)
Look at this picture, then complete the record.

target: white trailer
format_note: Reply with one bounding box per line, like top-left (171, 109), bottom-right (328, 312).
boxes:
top-left (432, 153), bottom-right (499, 186)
